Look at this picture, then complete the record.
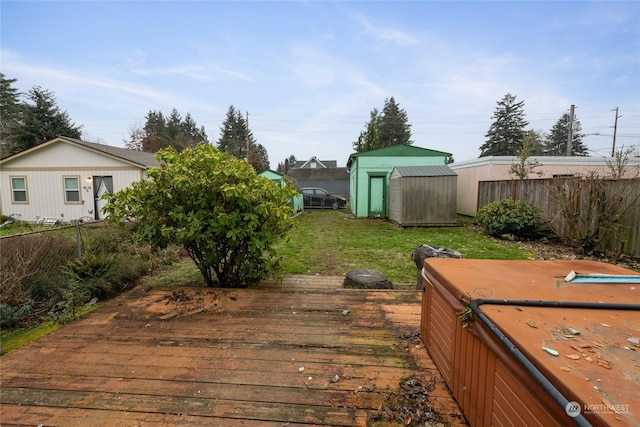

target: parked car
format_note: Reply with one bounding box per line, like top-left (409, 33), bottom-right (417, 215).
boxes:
top-left (301, 187), bottom-right (346, 209)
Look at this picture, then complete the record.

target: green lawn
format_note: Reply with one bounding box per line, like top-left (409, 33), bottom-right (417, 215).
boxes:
top-left (1, 209), bottom-right (535, 352)
top-left (276, 210), bottom-right (535, 288)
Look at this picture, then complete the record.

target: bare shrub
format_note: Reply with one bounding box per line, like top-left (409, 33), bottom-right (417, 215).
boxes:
top-left (0, 233), bottom-right (76, 307)
top-left (547, 149), bottom-right (640, 256)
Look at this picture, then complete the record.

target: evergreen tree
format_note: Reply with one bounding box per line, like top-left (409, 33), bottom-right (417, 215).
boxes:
top-left (182, 113), bottom-right (207, 143)
top-left (134, 108), bottom-right (208, 153)
top-left (0, 74), bottom-right (23, 156)
top-left (9, 86), bottom-right (82, 153)
top-left (479, 93), bottom-right (529, 157)
top-left (378, 97), bottom-right (413, 147)
top-left (543, 112), bottom-right (588, 156)
top-left (276, 154), bottom-right (297, 173)
top-left (352, 97), bottom-right (413, 153)
top-left (217, 105), bottom-right (269, 171)
top-left (140, 110), bottom-right (167, 152)
top-left (353, 109), bottom-right (381, 152)
top-left (526, 129), bottom-right (546, 156)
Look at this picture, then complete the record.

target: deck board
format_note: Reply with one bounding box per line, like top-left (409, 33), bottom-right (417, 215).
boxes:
top-left (0, 275), bottom-right (466, 426)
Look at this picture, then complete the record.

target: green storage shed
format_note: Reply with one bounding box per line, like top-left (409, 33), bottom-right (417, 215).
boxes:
top-left (346, 145), bottom-right (452, 218)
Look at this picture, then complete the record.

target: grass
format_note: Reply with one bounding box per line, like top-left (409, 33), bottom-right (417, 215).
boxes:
top-left (1, 209), bottom-right (534, 352)
top-left (0, 322), bottom-right (62, 354)
top-left (0, 221), bottom-right (70, 237)
top-left (0, 304), bottom-right (99, 355)
top-left (276, 210), bottom-right (535, 288)
top-left (141, 209), bottom-right (536, 289)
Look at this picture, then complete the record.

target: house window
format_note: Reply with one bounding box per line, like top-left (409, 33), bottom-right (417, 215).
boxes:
top-left (10, 176), bottom-right (28, 203)
top-left (310, 162), bottom-right (317, 168)
top-left (63, 176), bottom-right (81, 203)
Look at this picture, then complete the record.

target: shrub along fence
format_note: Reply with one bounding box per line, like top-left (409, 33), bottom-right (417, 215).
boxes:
top-left (478, 178), bottom-right (640, 257)
top-left (0, 222), bottom-right (160, 327)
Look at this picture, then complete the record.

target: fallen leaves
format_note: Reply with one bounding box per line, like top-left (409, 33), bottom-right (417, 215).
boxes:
top-left (371, 376), bottom-right (442, 425)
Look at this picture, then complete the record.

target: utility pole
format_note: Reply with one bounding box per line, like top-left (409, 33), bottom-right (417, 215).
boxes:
top-left (245, 111), bottom-right (249, 162)
top-left (566, 104), bottom-right (575, 156)
top-left (611, 107), bottom-right (620, 157)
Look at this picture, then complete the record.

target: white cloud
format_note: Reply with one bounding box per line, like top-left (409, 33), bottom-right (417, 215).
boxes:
top-left (351, 13), bottom-right (417, 47)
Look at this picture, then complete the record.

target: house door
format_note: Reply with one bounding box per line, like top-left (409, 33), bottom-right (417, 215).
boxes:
top-left (93, 176), bottom-right (113, 220)
top-left (368, 175), bottom-right (386, 217)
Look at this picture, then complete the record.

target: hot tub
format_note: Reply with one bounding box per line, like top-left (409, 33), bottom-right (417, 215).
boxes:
top-left (420, 259), bottom-right (639, 427)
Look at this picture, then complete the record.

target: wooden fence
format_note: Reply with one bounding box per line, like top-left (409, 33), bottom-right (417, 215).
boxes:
top-left (478, 178), bottom-right (640, 257)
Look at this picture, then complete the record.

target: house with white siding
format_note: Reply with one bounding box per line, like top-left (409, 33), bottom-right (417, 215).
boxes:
top-left (0, 136), bottom-right (160, 223)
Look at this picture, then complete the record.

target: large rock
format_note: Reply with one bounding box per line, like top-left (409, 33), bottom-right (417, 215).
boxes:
top-left (412, 245), bottom-right (462, 290)
top-left (344, 269), bottom-right (394, 289)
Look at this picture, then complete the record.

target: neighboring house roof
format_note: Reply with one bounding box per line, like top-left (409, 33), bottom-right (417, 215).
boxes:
top-left (287, 167), bottom-right (349, 180)
top-left (392, 165), bottom-right (457, 177)
top-left (0, 136), bottom-right (161, 168)
top-left (347, 144), bottom-right (452, 167)
top-left (295, 156), bottom-right (337, 169)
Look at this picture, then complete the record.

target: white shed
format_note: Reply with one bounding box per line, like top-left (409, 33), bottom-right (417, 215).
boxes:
top-left (388, 166), bottom-right (457, 226)
top-left (0, 136), bottom-right (160, 223)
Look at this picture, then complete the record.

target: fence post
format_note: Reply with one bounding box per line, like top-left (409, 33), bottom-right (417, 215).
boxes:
top-left (75, 222), bottom-right (82, 258)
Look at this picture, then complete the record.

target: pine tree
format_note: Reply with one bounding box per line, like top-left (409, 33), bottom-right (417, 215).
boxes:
top-left (479, 93), bottom-right (529, 157)
top-left (543, 112), bottom-right (588, 156)
top-left (141, 110), bottom-right (167, 152)
top-left (526, 129), bottom-right (546, 156)
top-left (352, 98), bottom-right (413, 153)
top-left (136, 109), bottom-right (208, 152)
top-left (9, 86), bottom-right (82, 153)
top-left (217, 105), bottom-right (269, 171)
top-left (353, 109), bottom-right (381, 152)
top-left (0, 73), bottom-right (23, 156)
top-left (378, 97), bottom-right (413, 147)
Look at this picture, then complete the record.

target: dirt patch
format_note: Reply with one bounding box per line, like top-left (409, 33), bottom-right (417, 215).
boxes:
top-left (143, 289), bottom-right (220, 319)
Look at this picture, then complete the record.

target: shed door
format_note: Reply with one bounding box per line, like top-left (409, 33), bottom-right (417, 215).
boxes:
top-left (368, 175), bottom-right (386, 217)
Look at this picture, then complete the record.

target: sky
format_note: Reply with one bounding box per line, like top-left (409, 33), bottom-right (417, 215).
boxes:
top-left (2, 1), bottom-right (639, 168)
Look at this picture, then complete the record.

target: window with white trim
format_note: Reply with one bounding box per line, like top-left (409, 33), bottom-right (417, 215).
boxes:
top-left (10, 176), bottom-right (28, 203)
top-left (63, 176), bottom-right (81, 203)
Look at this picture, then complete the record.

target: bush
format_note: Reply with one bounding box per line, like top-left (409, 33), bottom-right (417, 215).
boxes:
top-left (82, 223), bottom-right (130, 255)
top-left (0, 233), bottom-right (76, 307)
top-left (0, 214), bottom-right (16, 225)
top-left (1, 223), bottom-right (152, 329)
top-left (475, 199), bottom-right (541, 238)
top-left (0, 304), bottom-right (33, 328)
top-left (104, 144), bottom-right (298, 288)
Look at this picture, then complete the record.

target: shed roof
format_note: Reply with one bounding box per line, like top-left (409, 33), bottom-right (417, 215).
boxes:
top-left (347, 144), bottom-right (452, 168)
top-left (392, 165), bottom-right (457, 177)
top-left (1, 136), bottom-right (161, 168)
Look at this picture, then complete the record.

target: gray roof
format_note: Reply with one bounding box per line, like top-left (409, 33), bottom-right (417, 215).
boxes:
top-left (392, 165), bottom-right (457, 177)
top-left (60, 137), bottom-right (161, 168)
top-left (294, 156), bottom-right (338, 169)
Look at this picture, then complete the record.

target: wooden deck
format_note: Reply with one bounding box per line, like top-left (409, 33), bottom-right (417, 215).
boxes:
top-left (0, 275), bottom-right (466, 426)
